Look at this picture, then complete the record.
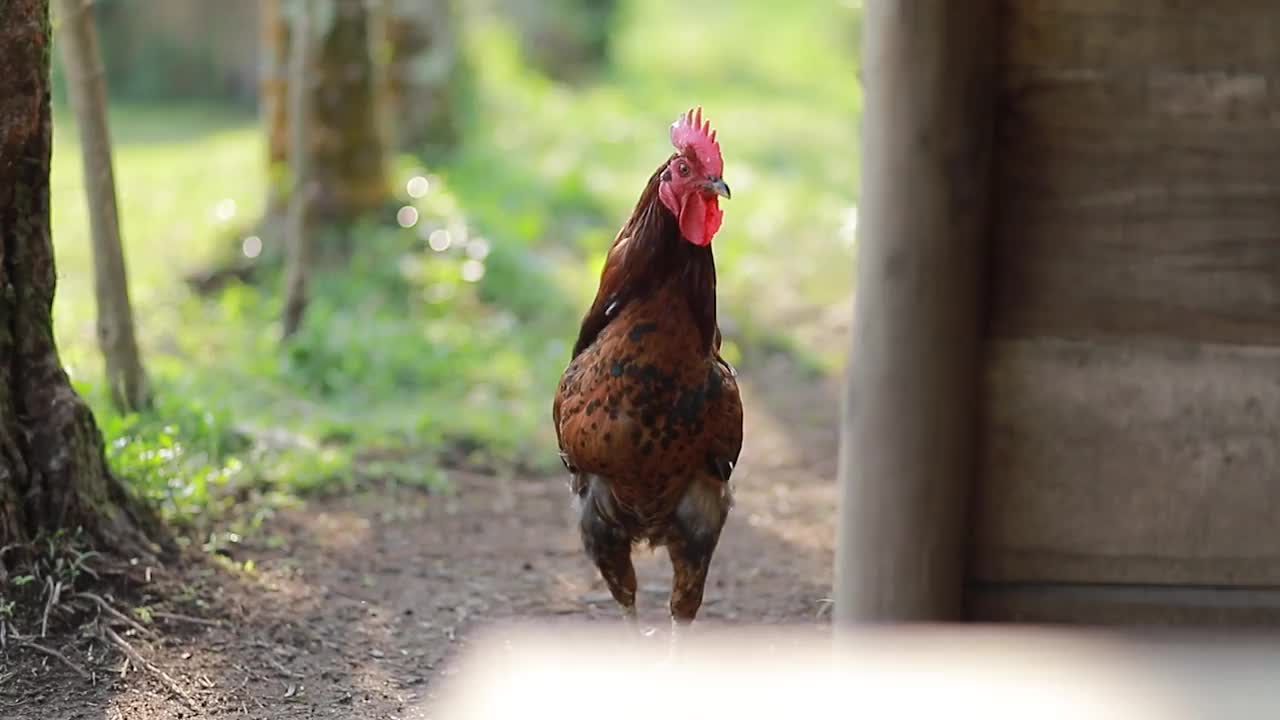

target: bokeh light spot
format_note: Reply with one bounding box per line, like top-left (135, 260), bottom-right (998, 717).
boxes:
top-left (406, 175), bottom-right (430, 198)
top-left (397, 205), bottom-right (419, 228)
top-left (466, 237), bottom-right (491, 261)
top-left (428, 229), bottom-right (452, 252)
top-left (242, 235), bottom-right (263, 258)
top-left (461, 259), bottom-right (485, 283)
top-left (214, 198), bottom-right (237, 222)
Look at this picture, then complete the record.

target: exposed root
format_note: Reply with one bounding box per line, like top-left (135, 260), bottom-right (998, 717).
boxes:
top-left (184, 262), bottom-right (258, 295)
top-left (40, 579), bottom-right (62, 637)
top-left (76, 592), bottom-right (154, 638)
top-left (151, 610), bottom-right (222, 628)
top-left (101, 625), bottom-right (198, 710)
top-left (18, 640), bottom-right (90, 680)
top-left (267, 656), bottom-right (305, 679)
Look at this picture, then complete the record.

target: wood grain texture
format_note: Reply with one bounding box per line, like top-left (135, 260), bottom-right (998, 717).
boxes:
top-left (973, 338), bottom-right (1280, 585)
top-left (969, 583), bottom-right (1280, 626)
top-left (1004, 1), bottom-right (1280, 72)
top-left (989, 0), bottom-right (1280, 344)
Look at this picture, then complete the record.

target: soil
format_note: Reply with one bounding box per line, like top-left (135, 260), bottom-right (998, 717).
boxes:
top-left (0, 354), bottom-right (840, 719)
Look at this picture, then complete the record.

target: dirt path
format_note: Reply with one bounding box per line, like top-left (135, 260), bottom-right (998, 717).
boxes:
top-left (2, 356), bottom-right (840, 719)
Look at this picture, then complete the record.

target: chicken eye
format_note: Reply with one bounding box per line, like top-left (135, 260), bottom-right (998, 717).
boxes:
top-left (677, 162), bottom-right (690, 177)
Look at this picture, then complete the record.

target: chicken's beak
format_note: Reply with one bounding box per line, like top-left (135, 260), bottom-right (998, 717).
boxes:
top-left (703, 176), bottom-right (731, 200)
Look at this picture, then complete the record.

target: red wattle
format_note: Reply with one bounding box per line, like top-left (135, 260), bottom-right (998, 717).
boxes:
top-left (680, 194), bottom-right (722, 246)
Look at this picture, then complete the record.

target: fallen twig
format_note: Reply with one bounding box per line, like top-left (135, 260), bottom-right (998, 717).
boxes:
top-left (76, 592), bottom-right (154, 638)
top-left (151, 610), bottom-right (222, 628)
top-left (19, 640), bottom-right (90, 680)
top-left (101, 626), bottom-right (197, 710)
top-left (267, 656), bottom-right (305, 679)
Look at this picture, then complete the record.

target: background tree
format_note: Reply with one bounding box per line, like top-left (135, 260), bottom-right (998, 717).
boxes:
top-left (187, 0), bottom-right (393, 295)
top-left (281, 2), bottom-right (316, 338)
top-left (253, 0), bottom-right (389, 264)
top-left (54, 0), bottom-right (151, 412)
top-left (383, 0), bottom-right (463, 154)
top-left (260, 0), bottom-right (292, 223)
top-left (0, 0), bottom-right (162, 558)
top-left (308, 0), bottom-right (389, 233)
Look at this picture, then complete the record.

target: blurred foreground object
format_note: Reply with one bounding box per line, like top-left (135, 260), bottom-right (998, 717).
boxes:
top-left (837, 0), bottom-right (994, 623)
top-left (843, 0), bottom-right (1280, 627)
top-left (434, 623), bottom-right (1280, 719)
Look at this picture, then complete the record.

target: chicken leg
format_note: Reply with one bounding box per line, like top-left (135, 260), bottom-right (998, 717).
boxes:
top-left (667, 541), bottom-right (713, 624)
top-left (578, 475), bottom-right (639, 627)
top-left (666, 478), bottom-right (730, 645)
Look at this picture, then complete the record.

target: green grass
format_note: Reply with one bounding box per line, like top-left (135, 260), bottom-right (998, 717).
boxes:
top-left (50, 0), bottom-right (861, 541)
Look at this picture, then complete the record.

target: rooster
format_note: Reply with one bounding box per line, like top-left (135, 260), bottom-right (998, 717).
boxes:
top-left (553, 107), bottom-right (742, 637)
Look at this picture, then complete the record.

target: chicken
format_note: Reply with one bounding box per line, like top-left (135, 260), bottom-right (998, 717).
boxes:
top-left (553, 107), bottom-right (742, 636)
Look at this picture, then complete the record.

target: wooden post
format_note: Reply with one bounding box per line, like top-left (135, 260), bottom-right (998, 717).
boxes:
top-left (835, 0), bottom-right (996, 623)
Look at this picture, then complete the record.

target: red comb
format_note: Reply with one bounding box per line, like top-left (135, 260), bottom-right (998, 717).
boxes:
top-left (670, 106), bottom-right (723, 176)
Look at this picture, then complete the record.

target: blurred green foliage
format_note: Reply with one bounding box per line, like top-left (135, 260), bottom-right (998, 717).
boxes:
top-left (52, 0), bottom-right (260, 106)
top-left (50, 0), bottom-right (861, 542)
top-left (492, 0), bottom-right (619, 82)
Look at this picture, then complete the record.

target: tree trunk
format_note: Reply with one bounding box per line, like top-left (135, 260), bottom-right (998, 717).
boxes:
top-left (0, 0), bottom-right (162, 558)
top-left (260, 0), bottom-right (292, 221)
top-left (54, 0), bottom-right (150, 413)
top-left (310, 0), bottom-right (389, 227)
top-left (281, 1), bottom-right (315, 339)
top-left (197, 0), bottom-right (389, 290)
top-left (383, 0), bottom-right (461, 154)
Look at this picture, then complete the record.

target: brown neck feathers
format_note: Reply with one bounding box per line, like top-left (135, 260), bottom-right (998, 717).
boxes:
top-left (571, 156), bottom-right (719, 358)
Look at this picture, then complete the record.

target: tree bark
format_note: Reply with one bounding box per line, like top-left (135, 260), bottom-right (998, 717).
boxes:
top-left (54, 0), bottom-right (150, 412)
top-left (281, 1), bottom-right (315, 339)
top-left (310, 0), bottom-right (389, 226)
top-left (260, 0), bottom-right (292, 221)
top-left (0, 0), bottom-right (162, 558)
top-left (256, 0), bottom-right (388, 262)
top-left (383, 0), bottom-right (460, 154)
